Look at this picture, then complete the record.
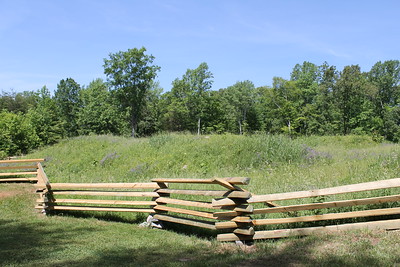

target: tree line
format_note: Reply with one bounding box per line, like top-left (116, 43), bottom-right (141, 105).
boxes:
top-left (1, 46), bottom-right (400, 157)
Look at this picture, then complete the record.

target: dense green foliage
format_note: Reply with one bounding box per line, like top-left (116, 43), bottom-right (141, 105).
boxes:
top-left (103, 47), bottom-right (161, 137)
top-left (1, 46), bottom-right (400, 157)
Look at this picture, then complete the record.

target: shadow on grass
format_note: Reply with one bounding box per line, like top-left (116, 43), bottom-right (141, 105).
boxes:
top-left (244, 237), bottom-right (387, 267)
top-left (51, 244), bottom-right (240, 267)
top-left (46, 234), bottom-right (391, 267)
top-left (50, 211), bottom-right (218, 239)
top-left (50, 210), bottom-right (147, 224)
top-left (0, 217), bottom-right (397, 266)
top-left (159, 221), bottom-right (218, 240)
top-left (0, 219), bottom-right (96, 266)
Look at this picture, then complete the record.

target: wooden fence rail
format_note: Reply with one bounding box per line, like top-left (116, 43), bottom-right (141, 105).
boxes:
top-left (216, 177), bottom-right (400, 241)
top-left (0, 159), bottom-right (44, 183)
top-left (150, 177), bottom-right (252, 232)
top-left (35, 179), bottom-right (161, 214)
top-left (2, 159), bottom-right (400, 242)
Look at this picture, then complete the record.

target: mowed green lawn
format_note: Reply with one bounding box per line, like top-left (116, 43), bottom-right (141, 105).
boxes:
top-left (1, 134), bottom-right (400, 266)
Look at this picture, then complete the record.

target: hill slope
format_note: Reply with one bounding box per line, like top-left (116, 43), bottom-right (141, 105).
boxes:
top-left (28, 134), bottom-right (400, 194)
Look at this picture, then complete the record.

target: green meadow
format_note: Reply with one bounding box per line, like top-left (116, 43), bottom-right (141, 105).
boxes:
top-left (1, 134), bottom-right (400, 266)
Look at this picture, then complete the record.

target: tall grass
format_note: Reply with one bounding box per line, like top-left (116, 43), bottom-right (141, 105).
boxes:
top-left (26, 133), bottom-right (400, 222)
top-left (28, 133), bottom-right (308, 183)
top-left (27, 133), bottom-right (400, 200)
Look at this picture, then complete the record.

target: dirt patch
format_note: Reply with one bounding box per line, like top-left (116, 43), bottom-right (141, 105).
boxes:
top-left (0, 184), bottom-right (34, 199)
top-left (0, 190), bottom-right (21, 199)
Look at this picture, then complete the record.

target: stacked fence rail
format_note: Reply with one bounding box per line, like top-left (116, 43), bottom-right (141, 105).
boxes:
top-left (151, 177), bottom-right (251, 231)
top-left (0, 159), bottom-right (44, 183)
top-left (2, 159), bottom-right (400, 242)
top-left (217, 178), bottom-right (400, 241)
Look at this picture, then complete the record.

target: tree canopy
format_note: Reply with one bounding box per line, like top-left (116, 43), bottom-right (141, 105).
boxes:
top-left (103, 47), bottom-right (160, 137)
top-left (1, 48), bottom-right (400, 157)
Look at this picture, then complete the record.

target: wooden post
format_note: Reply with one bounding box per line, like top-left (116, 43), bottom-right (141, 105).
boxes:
top-left (150, 182), bottom-right (169, 226)
top-left (35, 162), bottom-right (51, 215)
top-left (212, 178), bottom-right (254, 242)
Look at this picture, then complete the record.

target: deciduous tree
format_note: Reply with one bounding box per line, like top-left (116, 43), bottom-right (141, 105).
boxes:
top-left (103, 47), bottom-right (160, 137)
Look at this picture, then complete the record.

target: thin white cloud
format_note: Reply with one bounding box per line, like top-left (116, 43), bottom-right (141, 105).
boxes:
top-left (225, 9), bottom-right (353, 60)
top-left (0, 72), bottom-right (58, 92)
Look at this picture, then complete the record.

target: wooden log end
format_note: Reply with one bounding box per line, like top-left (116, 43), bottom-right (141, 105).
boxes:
top-left (232, 216), bottom-right (252, 223)
top-left (221, 177), bottom-right (251, 185)
top-left (217, 233), bottom-right (254, 242)
top-left (233, 227), bottom-right (255, 236)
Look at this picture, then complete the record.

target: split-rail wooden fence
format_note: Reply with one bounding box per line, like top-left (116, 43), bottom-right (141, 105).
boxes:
top-left (2, 159), bottom-right (400, 242)
top-left (0, 158), bottom-right (44, 182)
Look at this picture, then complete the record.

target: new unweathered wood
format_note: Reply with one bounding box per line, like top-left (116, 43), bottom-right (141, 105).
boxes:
top-left (233, 227), bottom-right (255, 235)
top-left (253, 207), bottom-right (400, 226)
top-left (36, 163), bottom-right (50, 187)
top-left (217, 219), bottom-right (400, 241)
top-left (212, 178), bottom-right (236, 190)
top-left (0, 172), bottom-right (37, 176)
top-left (215, 221), bottom-right (251, 229)
top-left (0, 178), bottom-right (37, 182)
top-left (213, 205), bottom-right (254, 217)
top-left (154, 205), bottom-right (216, 219)
top-left (152, 178), bottom-right (214, 184)
top-left (214, 217), bottom-right (253, 228)
top-left (50, 182), bottom-right (161, 189)
top-left (265, 201), bottom-right (280, 207)
top-left (232, 216), bottom-right (252, 223)
top-left (232, 204), bottom-right (254, 213)
top-left (212, 198), bottom-right (238, 207)
top-left (151, 177), bottom-right (250, 185)
top-left (52, 191), bottom-right (159, 197)
top-left (47, 199), bottom-right (157, 206)
top-left (156, 182), bottom-right (168, 189)
top-left (253, 194), bottom-right (400, 215)
top-left (157, 189), bottom-right (251, 198)
top-left (156, 197), bottom-right (214, 209)
top-left (0, 165), bottom-right (36, 170)
top-left (45, 205), bottom-right (155, 213)
top-left (248, 177), bottom-right (400, 203)
top-left (222, 177), bottom-right (250, 185)
top-left (0, 159), bottom-right (45, 163)
top-left (154, 214), bottom-right (216, 230)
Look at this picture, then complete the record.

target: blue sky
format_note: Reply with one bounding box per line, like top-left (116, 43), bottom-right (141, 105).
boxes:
top-left (1, 0), bottom-right (399, 93)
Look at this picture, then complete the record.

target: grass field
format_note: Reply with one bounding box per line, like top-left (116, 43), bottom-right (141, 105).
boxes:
top-left (1, 134), bottom-right (400, 266)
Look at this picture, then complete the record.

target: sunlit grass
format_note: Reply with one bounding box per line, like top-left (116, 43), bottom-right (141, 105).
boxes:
top-left (2, 183), bottom-right (400, 266)
top-left (2, 134), bottom-right (400, 265)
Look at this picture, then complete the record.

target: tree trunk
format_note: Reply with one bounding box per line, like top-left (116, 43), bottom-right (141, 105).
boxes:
top-left (238, 120), bottom-right (242, 135)
top-left (131, 115), bottom-right (138, 138)
top-left (197, 117), bottom-right (201, 135)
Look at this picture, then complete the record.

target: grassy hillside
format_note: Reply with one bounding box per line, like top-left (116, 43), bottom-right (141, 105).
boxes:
top-left (27, 133), bottom-right (400, 225)
top-left (2, 134), bottom-right (400, 266)
top-left (28, 133), bottom-right (400, 193)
